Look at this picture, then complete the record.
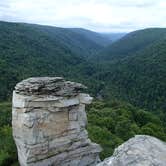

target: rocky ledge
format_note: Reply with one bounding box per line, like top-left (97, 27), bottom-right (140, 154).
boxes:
top-left (15, 77), bottom-right (87, 96)
top-left (98, 135), bottom-right (166, 166)
top-left (12, 77), bottom-right (101, 166)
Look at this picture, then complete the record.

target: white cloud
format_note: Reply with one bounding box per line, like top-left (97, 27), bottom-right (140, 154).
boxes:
top-left (0, 0), bottom-right (166, 32)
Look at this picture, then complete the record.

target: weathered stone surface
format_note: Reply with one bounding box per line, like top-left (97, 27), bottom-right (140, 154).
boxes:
top-left (79, 93), bottom-right (93, 104)
top-left (97, 135), bottom-right (166, 166)
top-left (12, 77), bottom-right (101, 166)
top-left (15, 77), bottom-right (87, 96)
top-left (13, 91), bottom-right (80, 108)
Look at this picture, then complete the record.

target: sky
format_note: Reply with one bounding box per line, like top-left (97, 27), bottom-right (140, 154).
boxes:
top-left (0, 0), bottom-right (166, 32)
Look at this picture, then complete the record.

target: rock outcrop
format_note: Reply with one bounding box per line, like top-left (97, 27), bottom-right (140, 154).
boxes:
top-left (12, 77), bottom-right (101, 166)
top-left (97, 135), bottom-right (166, 166)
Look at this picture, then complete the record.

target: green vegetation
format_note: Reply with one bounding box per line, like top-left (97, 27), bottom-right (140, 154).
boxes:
top-left (0, 101), bottom-right (166, 165)
top-left (96, 28), bottom-right (166, 61)
top-left (87, 101), bottom-right (166, 159)
top-left (69, 28), bottom-right (113, 47)
top-left (0, 21), bottom-right (166, 164)
top-left (0, 21), bottom-right (110, 100)
top-left (0, 102), bottom-right (18, 166)
top-left (0, 21), bottom-right (165, 112)
top-left (94, 38), bottom-right (166, 111)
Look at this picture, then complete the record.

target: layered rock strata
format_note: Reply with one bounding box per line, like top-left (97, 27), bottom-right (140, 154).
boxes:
top-left (12, 77), bottom-right (101, 166)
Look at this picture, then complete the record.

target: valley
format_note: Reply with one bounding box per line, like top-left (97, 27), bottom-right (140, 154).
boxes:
top-left (0, 21), bottom-right (166, 165)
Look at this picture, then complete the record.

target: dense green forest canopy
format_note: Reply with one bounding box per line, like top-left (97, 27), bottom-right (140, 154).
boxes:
top-left (88, 28), bottom-right (166, 111)
top-left (87, 101), bottom-right (166, 159)
top-left (0, 21), bottom-right (166, 165)
top-left (94, 39), bottom-right (166, 111)
top-left (0, 21), bottom-right (165, 111)
top-left (0, 21), bottom-right (112, 100)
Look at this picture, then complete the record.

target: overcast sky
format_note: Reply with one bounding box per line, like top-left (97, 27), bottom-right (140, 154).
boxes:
top-left (0, 0), bottom-right (166, 32)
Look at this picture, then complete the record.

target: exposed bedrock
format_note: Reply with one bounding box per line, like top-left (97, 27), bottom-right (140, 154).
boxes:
top-left (97, 135), bottom-right (166, 166)
top-left (12, 77), bottom-right (101, 166)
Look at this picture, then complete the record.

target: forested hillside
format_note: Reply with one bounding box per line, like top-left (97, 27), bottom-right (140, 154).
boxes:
top-left (0, 21), bottom-right (113, 100)
top-left (0, 21), bottom-right (166, 166)
top-left (0, 21), bottom-right (166, 112)
top-left (69, 28), bottom-right (113, 46)
top-left (96, 28), bottom-right (166, 61)
top-left (0, 21), bottom-right (166, 111)
top-left (92, 29), bottom-right (166, 111)
top-left (103, 39), bottom-right (166, 111)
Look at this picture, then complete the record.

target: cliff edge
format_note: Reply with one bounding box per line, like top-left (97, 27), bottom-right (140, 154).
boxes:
top-left (12, 77), bottom-right (101, 166)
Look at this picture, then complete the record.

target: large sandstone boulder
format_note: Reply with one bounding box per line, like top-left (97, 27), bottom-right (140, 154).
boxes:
top-left (97, 135), bottom-right (166, 166)
top-left (12, 77), bottom-right (101, 166)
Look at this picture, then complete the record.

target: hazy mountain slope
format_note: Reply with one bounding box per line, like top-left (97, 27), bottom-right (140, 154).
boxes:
top-left (97, 28), bottom-right (166, 61)
top-left (20, 23), bottom-right (112, 57)
top-left (100, 32), bottom-right (126, 42)
top-left (69, 28), bottom-right (113, 47)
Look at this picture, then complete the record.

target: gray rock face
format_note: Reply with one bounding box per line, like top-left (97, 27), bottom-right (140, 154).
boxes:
top-left (12, 77), bottom-right (101, 166)
top-left (15, 77), bottom-right (87, 96)
top-left (97, 135), bottom-right (166, 166)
